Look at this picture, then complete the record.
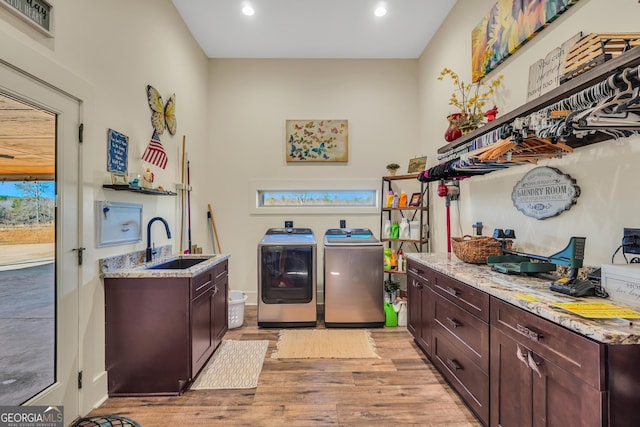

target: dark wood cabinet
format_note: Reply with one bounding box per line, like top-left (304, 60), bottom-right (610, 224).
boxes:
top-left (191, 261), bottom-right (228, 375)
top-left (431, 273), bottom-right (490, 425)
top-left (407, 261), bottom-right (433, 356)
top-left (490, 326), bottom-right (604, 427)
top-left (105, 259), bottom-right (228, 396)
top-left (406, 261), bottom-right (640, 427)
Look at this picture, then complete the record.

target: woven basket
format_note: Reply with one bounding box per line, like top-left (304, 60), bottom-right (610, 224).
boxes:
top-left (451, 235), bottom-right (511, 264)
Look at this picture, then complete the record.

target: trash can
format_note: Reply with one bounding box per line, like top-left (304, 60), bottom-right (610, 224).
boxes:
top-left (228, 290), bottom-right (248, 329)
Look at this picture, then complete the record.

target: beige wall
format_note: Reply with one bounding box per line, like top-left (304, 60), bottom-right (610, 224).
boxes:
top-left (201, 59), bottom-right (421, 303)
top-left (0, 0), bottom-right (209, 416)
top-left (419, 0), bottom-right (640, 264)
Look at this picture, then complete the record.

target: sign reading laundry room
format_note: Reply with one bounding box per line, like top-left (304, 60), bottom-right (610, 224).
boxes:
top-left (286, 119), bottom-right (348, 162)
top-left (511, 166), bottom-right (580, 220)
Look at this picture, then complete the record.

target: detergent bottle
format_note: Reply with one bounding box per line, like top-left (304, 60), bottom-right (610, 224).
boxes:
top-left (384, 302), bottom-right (398, 327)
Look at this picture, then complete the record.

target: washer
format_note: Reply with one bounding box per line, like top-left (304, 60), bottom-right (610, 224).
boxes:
top-left (258, 227), bottom-right (317, 327)
top-left (323, 228), bottom-right (384, 327)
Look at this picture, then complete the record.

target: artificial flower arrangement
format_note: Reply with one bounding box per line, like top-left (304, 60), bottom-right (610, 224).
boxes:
top-left (438, 51), bottom-right (504, 131)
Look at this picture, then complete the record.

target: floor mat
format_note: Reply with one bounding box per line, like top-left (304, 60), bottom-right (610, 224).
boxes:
top-left (271, 329), bottom-right (380, 359)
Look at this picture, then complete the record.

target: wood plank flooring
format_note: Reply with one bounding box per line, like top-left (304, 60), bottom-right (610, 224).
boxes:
top-left (86, 306), bottom-right (482, 426)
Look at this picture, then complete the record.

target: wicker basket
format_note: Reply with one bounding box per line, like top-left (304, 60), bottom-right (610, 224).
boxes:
top-left (451, 235), bottom-right (511, 264)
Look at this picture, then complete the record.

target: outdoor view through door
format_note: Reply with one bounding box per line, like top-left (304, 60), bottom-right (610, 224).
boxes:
top-left (0, 92), bottom-right (56, 405)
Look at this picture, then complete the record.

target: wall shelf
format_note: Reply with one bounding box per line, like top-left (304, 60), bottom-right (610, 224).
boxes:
top-left (103, 184), bottom-right (177, 196)
top-left (437, 45), bottom-right (640, 157)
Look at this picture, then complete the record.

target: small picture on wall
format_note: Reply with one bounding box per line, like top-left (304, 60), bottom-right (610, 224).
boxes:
top-left (286, 119), bottom-right (348, 162)
top-left (409, 192), bottom-right (422, 207)
top-left (407, 156), bottom-right (427, 173)
top-left (107, 129), bottom-right (128, 174)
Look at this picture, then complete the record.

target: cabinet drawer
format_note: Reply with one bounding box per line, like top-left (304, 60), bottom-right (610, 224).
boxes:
top-left (213, 260), bottom-right (228, 282)
top-left (491, 297), bottom-right (604, 389)
top-left (433, 292), bottom-right (489, 373)
top-left (432, 330), bottom-right (489, 425)
top-left (192, 269), bottom-right (214, 299)
top-left (432, 271), bottom-right (489, 322)
top-left (406, 261), bottom-right (432, 285)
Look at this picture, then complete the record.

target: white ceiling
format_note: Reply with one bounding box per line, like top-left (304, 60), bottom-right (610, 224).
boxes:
top-left (171, 0), bottom-right (457, 59)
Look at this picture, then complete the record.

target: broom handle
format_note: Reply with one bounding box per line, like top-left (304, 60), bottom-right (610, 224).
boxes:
top-left (208, 203), bottom-right (221, 253)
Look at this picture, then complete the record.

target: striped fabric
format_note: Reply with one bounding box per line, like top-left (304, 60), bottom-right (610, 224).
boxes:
top-left (142, 130), bottom-right (168, 169)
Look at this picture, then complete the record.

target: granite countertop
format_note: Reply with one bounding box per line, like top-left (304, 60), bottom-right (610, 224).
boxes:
top-left (406, 252), bottom-right (640, 345)
top-left (100, 246), bottom-right (230, 278)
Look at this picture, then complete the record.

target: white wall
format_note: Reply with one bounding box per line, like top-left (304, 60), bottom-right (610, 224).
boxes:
top-left (419, 0), bottom-right (640, 266)
top-left (201, 59), bottom-right (421, 303)
top-left (0, 0), bottom-right (209, 417)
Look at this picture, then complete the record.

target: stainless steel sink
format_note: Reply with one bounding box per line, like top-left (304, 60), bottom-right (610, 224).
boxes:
top-left (145, 257), bottom-right (211, 270)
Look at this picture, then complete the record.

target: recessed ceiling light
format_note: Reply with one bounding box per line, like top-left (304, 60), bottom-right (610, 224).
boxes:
top-left (242, 5), bottom-right (255, 16)
top-left (374, 6), bottom-right (387, 17)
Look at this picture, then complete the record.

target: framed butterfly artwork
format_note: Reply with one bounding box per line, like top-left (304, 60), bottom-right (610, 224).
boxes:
top-left (146, 85), bottom-right (176, 136)
top-left (286, 119), bottom-right (348, 162)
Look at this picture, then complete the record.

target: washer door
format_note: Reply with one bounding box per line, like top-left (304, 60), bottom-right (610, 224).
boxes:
top-left (260, 245), bottom-right (313, 304)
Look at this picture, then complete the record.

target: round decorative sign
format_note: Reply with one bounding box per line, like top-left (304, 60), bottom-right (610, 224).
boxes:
top-left (511, 166), bottom-right (580, 220)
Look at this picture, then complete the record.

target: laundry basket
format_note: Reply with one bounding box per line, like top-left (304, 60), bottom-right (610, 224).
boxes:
top-left (228, 290), bottom-right (248, 329)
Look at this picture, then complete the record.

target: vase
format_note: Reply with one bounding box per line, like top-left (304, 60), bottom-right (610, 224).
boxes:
top-left (444, 113), bottom-right (464, 142)
top-left (387, 169), bottom-right (397, 176)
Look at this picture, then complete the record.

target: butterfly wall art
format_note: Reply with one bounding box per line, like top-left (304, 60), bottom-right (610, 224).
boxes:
top-left (285, 120), bottom-right (348, 162)
top-left (146, 85), bottom-right (177, 136)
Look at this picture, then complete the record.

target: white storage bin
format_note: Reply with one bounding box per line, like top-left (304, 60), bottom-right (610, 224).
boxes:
top-left (228, 290), bottom-right (248, 329)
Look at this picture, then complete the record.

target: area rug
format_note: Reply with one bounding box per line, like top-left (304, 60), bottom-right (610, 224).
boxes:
top-left (271, 329), bottom-right (380, 359)
top-left (190, 340), bottom-right (269, 389)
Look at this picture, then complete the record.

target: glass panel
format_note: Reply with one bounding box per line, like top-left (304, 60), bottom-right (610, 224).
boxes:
top-left (259, 189), bottom-right (376, 207)
top-left (260, 245), bottom-right (313, 304)
top-left (0, 92), bottom-right (56, 404)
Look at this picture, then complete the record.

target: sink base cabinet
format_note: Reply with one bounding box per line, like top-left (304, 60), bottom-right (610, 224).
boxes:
top-left (105, 260), bottom-right (228, 396)
top-left (407, 261), bottom-right (640, 427)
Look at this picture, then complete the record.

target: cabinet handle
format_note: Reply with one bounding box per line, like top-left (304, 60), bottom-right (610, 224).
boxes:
top-left (445, 286), bottom-right (460, 297)
top-left (516, 344), bottom-right (529, 368)
top-left (212, 285), bottom-right (218, 296)
top-left (516, 323), bottom-right (542, 342)
top-left (527, 351), bottom-right (542, 378)
top-left (446, 317), bottom-right (462, 328)
top-left (446, 358), bottom-right (462, 371)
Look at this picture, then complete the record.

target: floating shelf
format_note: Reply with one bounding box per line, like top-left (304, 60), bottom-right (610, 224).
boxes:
top-left (103, 184), bottom-right (177, 196)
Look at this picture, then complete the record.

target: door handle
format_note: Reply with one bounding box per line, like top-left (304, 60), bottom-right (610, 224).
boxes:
top-left (446, 317), bottom-right (462, 328)
top-left (516, 344), bottom-right (529, 368)
top-left (446, 358), bottom-right (462, 371)
top-left (527, 351), bottom-right (542, 378)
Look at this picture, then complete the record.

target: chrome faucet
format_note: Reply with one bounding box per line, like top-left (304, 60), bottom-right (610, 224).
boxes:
top-left (146, 216), bottom-right (172, 262)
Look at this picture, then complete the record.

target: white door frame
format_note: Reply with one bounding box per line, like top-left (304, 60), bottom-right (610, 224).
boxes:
top-left (0, 59), bottom-right (82, 426)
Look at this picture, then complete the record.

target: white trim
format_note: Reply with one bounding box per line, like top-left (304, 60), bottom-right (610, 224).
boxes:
top-left (249, 179), bottom-right (380, 215)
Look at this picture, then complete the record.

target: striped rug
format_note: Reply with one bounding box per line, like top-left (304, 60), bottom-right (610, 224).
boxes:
top-left (190, 340), bottom-right (269, 390)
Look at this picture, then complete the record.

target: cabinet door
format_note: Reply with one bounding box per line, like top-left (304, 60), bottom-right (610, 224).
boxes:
top-left (407, 273), bottom-right (420, 338)
top-left (211, 276), bottom-right (228, 350)
top-left (530, 350), bottom-right (604, 427)
top-left (192, 288), bottom-right (214, 376)
top-left (490, 327), bottom-right (533, 427)
top-left (416, 284), bottom-right (433, 356)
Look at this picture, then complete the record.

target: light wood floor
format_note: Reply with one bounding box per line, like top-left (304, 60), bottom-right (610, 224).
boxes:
top-left (86, 306), bottom-right (482, 426)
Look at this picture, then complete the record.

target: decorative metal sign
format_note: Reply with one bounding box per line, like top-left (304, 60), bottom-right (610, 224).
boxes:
top-left (2, 0), bottom-right (52, 33)
top-left (511, 166), bottom-right (580, 220)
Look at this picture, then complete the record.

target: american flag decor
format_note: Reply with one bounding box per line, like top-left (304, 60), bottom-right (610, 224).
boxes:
top-left (142, 130), bottom-right (168, 169)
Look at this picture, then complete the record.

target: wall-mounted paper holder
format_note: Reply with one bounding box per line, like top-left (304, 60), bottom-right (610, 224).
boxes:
top-left (96, 201), bottom-right (142, 247)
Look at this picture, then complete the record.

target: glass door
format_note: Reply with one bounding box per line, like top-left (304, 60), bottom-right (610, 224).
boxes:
top-left (0, 61), bottom-right (80, 424)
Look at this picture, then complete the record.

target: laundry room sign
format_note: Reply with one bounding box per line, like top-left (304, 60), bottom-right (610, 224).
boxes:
top-left (511, 166), bottom-right (580, 220)
top-left (2, 0), bottom-right (52, 33)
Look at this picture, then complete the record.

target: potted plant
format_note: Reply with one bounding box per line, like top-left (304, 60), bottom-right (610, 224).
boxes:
top-left (384, 278), bottom-right (400, 302)
top-left (386, 163), bottom-right (400, 176)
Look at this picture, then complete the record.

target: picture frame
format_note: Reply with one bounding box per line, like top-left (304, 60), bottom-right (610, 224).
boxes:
top-left (409, 192), bottom-right (422, 207)
top-left (286, 119), bottom-right (349, 162)
top-left (407, 156), bottom-right (427, 173)
top-left (110, 173), bottom-right (128, 185)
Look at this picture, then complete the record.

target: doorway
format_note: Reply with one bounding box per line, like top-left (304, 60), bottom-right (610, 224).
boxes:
top-left (0, 60), bottom-right (81, 424)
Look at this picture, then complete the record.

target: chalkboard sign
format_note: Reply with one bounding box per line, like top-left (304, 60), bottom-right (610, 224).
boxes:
top-left (107, 129), bottom-right (128, 174)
